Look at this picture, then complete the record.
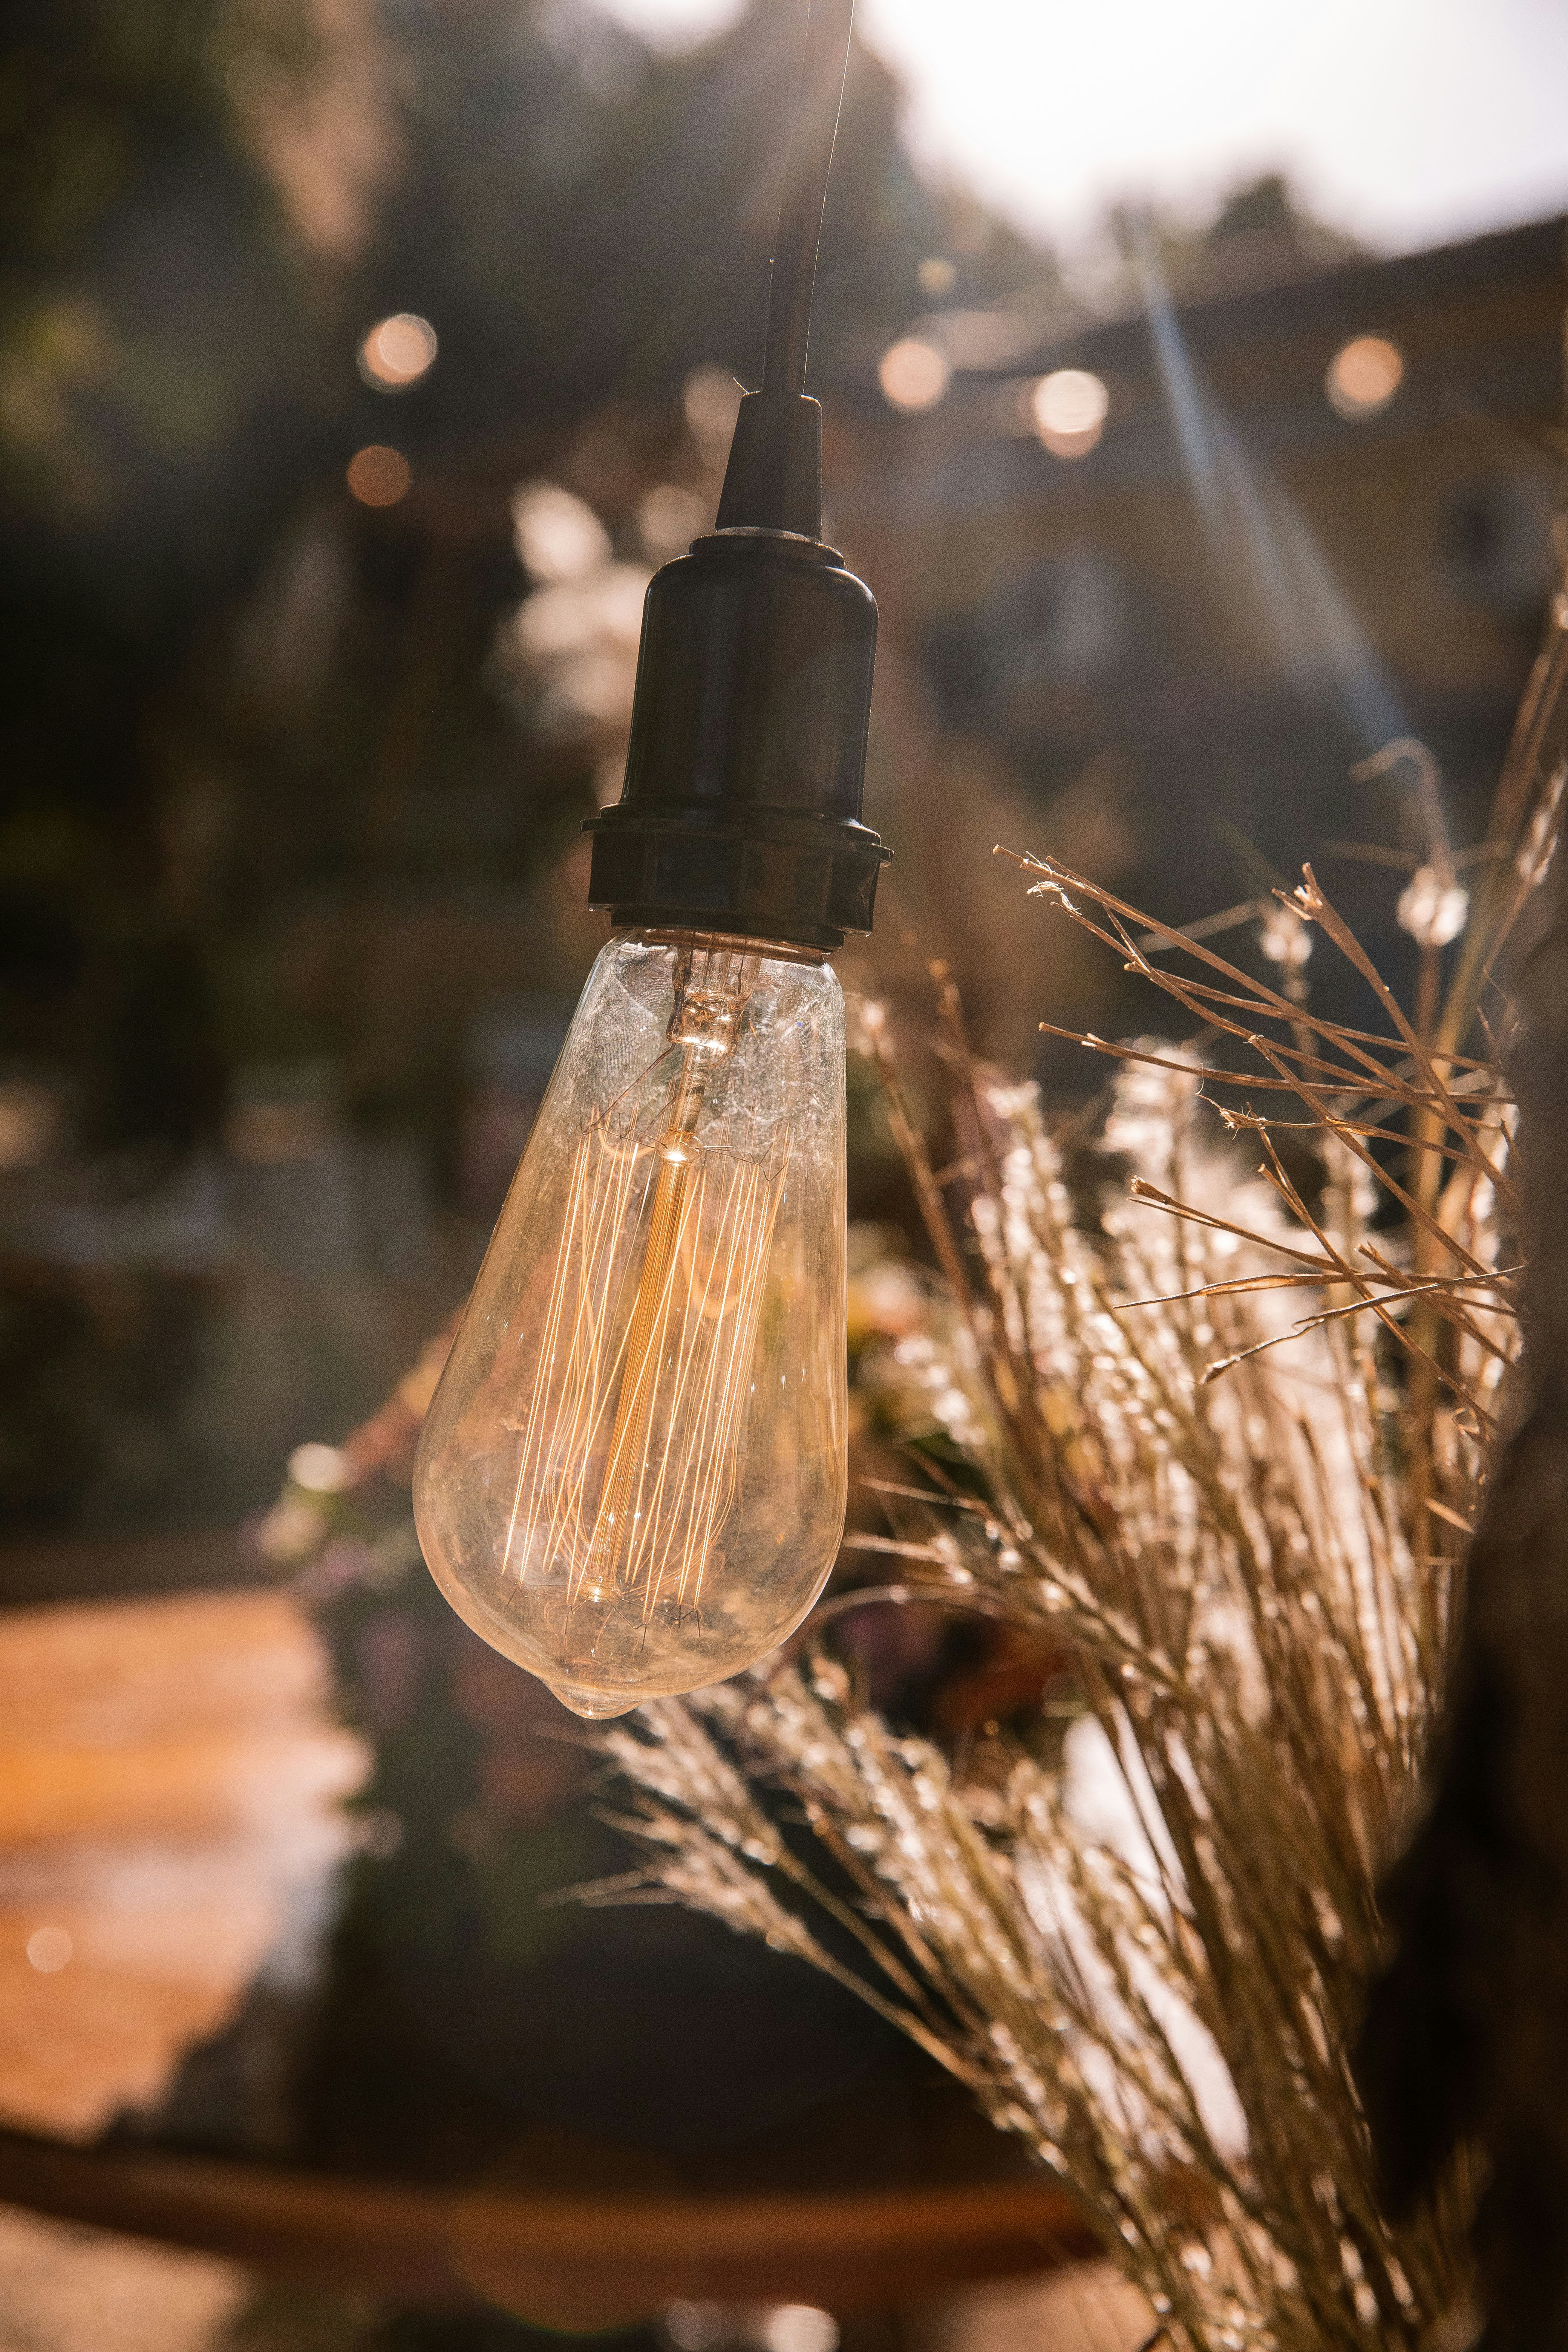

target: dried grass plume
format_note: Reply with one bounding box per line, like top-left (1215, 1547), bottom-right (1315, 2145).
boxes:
top-left (590, 709), bottom-right (1568, 2351)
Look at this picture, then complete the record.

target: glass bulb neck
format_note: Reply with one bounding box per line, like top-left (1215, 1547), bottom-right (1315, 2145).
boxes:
top-left (664, 937), bottom-right (755, 1059)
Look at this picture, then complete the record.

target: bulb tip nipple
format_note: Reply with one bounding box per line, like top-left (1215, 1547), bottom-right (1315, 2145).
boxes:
top-left (543, 1678), bottom-right (640, 1721)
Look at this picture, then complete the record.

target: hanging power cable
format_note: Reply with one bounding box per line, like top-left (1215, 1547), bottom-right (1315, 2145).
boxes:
top-left (761, 0), bottom-right (856, 397)
top-left (715, 0), bottom-right (855, 536)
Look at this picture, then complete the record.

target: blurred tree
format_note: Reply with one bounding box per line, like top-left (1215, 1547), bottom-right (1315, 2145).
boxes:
top-left (0, 0), bottom-right (329, 1155)
top-left (1108, 167), bottom-right (1366, 306)
top-left (0, 0), bottom-right (1044, 1165)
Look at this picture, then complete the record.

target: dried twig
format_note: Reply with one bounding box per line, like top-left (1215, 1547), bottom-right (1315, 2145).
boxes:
top-left (593, 777), bottom-right (1559, 2350)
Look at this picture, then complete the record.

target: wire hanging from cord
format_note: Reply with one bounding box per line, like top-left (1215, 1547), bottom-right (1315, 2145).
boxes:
top-left (760, 0), bottom-right (855, 396)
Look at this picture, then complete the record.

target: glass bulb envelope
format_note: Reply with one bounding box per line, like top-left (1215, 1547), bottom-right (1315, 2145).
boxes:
top-left (414, 932), bottom-right (847, 1718)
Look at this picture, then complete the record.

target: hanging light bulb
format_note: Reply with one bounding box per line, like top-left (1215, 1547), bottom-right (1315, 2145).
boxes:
top-left (414, 0), bottom-right (888, 1718)
top-left (415, 932), bottom-right (848, 1717)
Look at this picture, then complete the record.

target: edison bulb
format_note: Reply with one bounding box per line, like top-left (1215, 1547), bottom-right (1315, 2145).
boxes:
top-left (414, 931), bottom-right (847, 1718)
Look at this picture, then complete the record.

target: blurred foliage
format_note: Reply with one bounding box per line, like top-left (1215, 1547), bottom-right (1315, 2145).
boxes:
top-left (0, 0), bottom-right (1384, 1171)
top-left (0, 0), bottom-right (1058, 1534)
top-left (3, 0), bottom-right (1537, 1544)
top-left (0, 0), bottom-right (1038, 1168)
top-left (1109, 168), bottom-right (1365, 305)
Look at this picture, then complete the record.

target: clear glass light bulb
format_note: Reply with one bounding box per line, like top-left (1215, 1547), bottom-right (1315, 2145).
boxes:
top-left (413, 930), bottom-right (847, 1718)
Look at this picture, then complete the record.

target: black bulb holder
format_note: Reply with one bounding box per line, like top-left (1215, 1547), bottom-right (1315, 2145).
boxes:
top-left (586, 396), bottom-right (888, 954)
top-left (585, 0), bottom-right (888, 956)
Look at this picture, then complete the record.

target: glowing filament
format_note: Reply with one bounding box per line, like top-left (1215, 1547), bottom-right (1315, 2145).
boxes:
top-left (413, 931), bottom-right (847, 1717)
top-left (499, 959), bottom-right (784, 1629)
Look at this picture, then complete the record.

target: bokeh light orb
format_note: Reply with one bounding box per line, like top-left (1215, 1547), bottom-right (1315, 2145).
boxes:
top-left (916, 254), bottom-right (957, 299)
top-left (26, 1926), bottom-right (73, 1974)
top-left (511, 480), bottom-right (611, 583)
top-left (1325, 334), bottom-right (1404, 420)
top-left (1031, 368), bottom-right (1109, 459)
top-left (758, 2310), bottom-right (838, 2352)
top-left (682, 365), bottom-right (744, 458)
top-left (637, 481), bottom-right (707, 561)
top-left (357, 312), bottom-right (438, 392)
top-left (346, 445), bottom-right (412, 507)
top-left (877, 337), bottom-right (950, 414)
top-left (288, 1441), bottom-right (353, 1494)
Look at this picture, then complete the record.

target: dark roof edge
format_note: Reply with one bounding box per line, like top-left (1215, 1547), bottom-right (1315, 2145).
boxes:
top-left (994, 210), bottom-right (1568, 378)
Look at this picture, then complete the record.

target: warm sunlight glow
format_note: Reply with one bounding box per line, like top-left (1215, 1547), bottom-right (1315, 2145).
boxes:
top-left (592, 0), bottom-right (1568, 262)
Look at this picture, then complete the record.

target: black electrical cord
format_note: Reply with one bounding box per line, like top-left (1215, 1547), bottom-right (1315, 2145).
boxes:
top-left (586, 0), bottom-right (889, 948)
top-left (760, 0), bottom-right (855, 396)
top-left (712, 0), bottom-right (854, 535)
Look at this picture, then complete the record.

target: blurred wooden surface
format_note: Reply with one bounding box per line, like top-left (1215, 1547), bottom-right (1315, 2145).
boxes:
top-left (0, 2199), bottom-right (248, 2352)
top-left (0, 2125), bottom-right (1100, 2326)
top-left (0, 1582), bottom-right (1098, 2318)
top-left (0, 1588), bottom-right (363, 2138)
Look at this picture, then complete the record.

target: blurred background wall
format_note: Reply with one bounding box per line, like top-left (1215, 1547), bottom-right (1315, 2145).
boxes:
top-left (0, 0), bottom-right (1563, 1558)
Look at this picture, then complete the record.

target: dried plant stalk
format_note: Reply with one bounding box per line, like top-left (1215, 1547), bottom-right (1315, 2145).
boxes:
top-left (245, 565), bottom-right (1568, 2347)
top-left (589, 772), bottom-right (1567, 2350)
